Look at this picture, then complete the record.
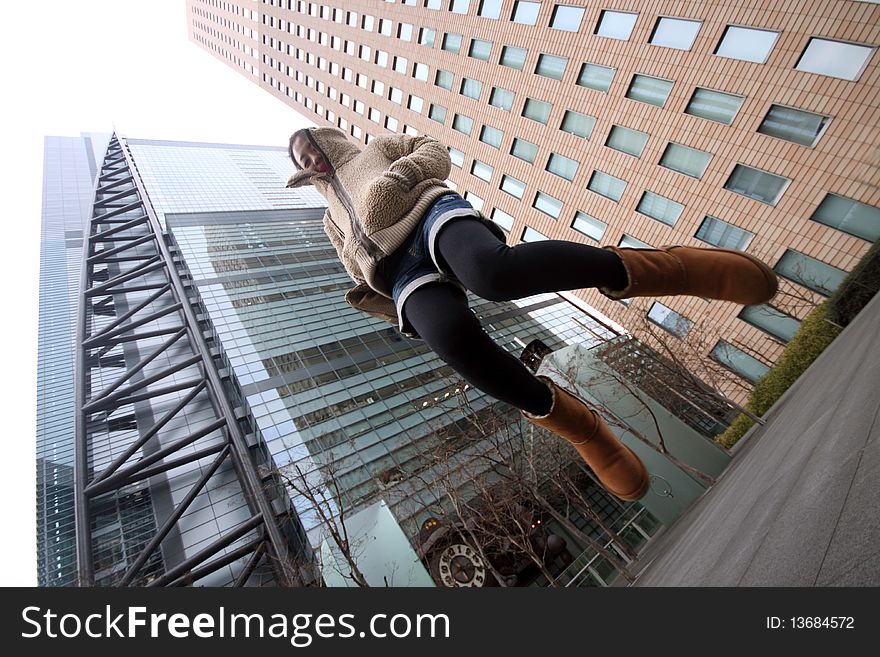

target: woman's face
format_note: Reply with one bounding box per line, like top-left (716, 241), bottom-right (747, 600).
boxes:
top-left (292, 134), bottom-right (329, 173)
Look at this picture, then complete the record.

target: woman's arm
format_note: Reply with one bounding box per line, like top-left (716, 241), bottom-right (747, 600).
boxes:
top-left (372, 134), bottom-right (452, 188)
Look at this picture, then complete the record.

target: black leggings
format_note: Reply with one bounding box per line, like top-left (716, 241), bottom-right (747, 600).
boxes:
top-left (402, 217), bottom-right (628, 416)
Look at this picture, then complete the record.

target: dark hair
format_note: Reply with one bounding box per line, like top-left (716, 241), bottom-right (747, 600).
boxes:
top-left (288, 128), bottom-right (310, 169)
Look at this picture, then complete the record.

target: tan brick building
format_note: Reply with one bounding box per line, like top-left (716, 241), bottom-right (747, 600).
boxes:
top-left (187, 0), bottom-right (879, 402)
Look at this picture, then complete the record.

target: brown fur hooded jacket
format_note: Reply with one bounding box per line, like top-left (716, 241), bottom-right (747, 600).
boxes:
top-left (286, 127), bottom-right (505, 329)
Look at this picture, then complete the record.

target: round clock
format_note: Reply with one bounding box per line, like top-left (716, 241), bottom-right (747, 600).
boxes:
top-left (436, 543), bottom-right (487, 587)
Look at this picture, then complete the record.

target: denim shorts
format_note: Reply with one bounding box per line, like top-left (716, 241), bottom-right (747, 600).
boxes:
top-left (383, 192), bottom-right (480, 337)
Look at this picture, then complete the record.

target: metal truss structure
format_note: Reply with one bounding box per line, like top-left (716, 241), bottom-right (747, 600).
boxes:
top-left (73, 135), bottom-right (308, 586)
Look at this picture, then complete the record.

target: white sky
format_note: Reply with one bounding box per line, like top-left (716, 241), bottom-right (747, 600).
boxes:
top-left (0, 1), bottom-right (314, 586)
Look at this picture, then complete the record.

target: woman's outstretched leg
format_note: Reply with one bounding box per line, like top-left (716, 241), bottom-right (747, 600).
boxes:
top-left (402, 282), bottom-right (553, 416)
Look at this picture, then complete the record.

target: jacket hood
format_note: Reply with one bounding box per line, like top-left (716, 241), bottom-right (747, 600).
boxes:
top-left (286, 126), bottom-right (362, 188)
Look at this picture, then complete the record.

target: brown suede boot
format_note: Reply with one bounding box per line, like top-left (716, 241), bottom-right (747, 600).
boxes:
top-left (600, 245), bottom-right (778, 305)
top-left (522, 376), bottom-right (649, 501)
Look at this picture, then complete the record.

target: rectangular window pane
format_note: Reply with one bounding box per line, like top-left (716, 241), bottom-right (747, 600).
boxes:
top-left (660, 143), bottom-right (712, 178)
top-left (561, 110), bottom-right (596, 138)
top-left (550, 5), bottom-right (584, 32)
top-left (588, 171), bottom-right (627, 202)
top-left (606, 125), bottom-right (648, 157)
top-left (650, 17), bottom-right (701, 50)
top-left (715, 25), bottom-right (779, 63)
top-left (407, 95), bottom-right (423, 113)
top-left (460, 77), bottom-right (483, 99)
top-left (758, 105), bottom-right (830, 146)
top-left (533, 192), bottom-right (563, 218)
top-left (572, 212), bottom-right (606, 241)
top-left (626, 74), bottom-right (673, 107)
top-left (619, 234), bottom-right (651, 249)
top-left (451, 0), bottom-right (470, 14)
top-left (695, 216), bottom-right (754, 250)
top-left (500, 46), bottom-right (528, 70)
top-left (637, 192), bottom-right (683, 226)
top-left (774, 250), bottom-right (847, 296)
top-left (536, 54), bottom-right (568, 80)
top-left (739, 305), bottom-right (801, 343)
top-left (429, 104), bottom-right (447, 123)
top-left (479, 0), bottom-right (503, 19)
top-left (491, 208), bottom-right (514, 232)
top-left (393, 56), bottom-right (408, 73)
top-left (464, 191), bottom-right (484, 212)
top-left (442, 33), bottom-right (462, 53)
top-left (522, 227), bottom-right (549, 242)
top-left (596, 10), bottom-right (637, 40)
top-left (648, 302), bottom-right (694, 338)
top-left (810, 194), bottom-right (880, 242)
top-left (435, 69), bottom-right (454, 90)
top-left (577, 63), bottom-right (615, 92)
top-left (796, 38), bottom-right (876, 81)
top-left (523, 98), bottom-right (553, 124)
top-left (546, 153), bottom-right (579, 180)
top-left (501, 175), bottom-right (526, 199)
top-left (471, 160), bottom-right (494, 182)
top-left (469, 39), bottom-right (493, 61)
top-left (512, 1), bottom-right (540, 25)
top-left (711, 341), bottom-right (769, 383)
top-left (413, 63), bottom-right (429, 81)
top-left (480, 125), bottom-right (504, 149)
top-left (511, 138), bottom-right (538, 163)
top-left (452, 113), bottom-right (474, 135)
top-left (448, 147), bottom-right (465, 167)
top-left (419, 27), bottom-right (436, 46)
top-left (724, 164), bottom-right (789, 205)
top-left (685, 88), bottom-right (744, 125)
top-left (490, 87), bottom-right (515, 110)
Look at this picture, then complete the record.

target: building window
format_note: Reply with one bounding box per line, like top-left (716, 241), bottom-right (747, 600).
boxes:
top-left (512, 1), bottom-right (540, 25)
top-left (399, 23), bottom-right (413, 41)
top-left (659, 143), bottom-right (712, 179)
top-left (522, 97), bottom-right (553, 124)
top-left (403, 125), bottom-right (419, 136)
top-left (595, 10), bottom-right (637, 40)
top-left (369, 107), bottom-right (380, 123)
top-left (626, 74), bottom-right (674, 107)
top-left (435, 69), bottom-right (454, 90)
top-left (714, 25), bottom-right (779, 63)
top-left (471, 159), bottom-right (494, 182)
top-left (356, 73), bottom-right (368, 89)
top-left (757, 105), bottom-right (831, 147)
top-left (453, 113), bottom-right (474, 135)
top-left (535, 54), bottom-right (568, 80)
top-left (378, 18), bottom-right (392, 36)
top-left (372, 80), bottom-right (385, 96)
top-left (684, 88), bottom-right (744, 125)
top-left (460, 77), bottom-right (483, 99)
top-left (469, 38), bottom-right (493, 61)
top-left (711, 341), bottom-right (769, 383)
top-left (724, 164), bottom-right (789, 205)
top-left (774, 250), bottom-right (847, 296)
top-left (533, 192), bottom-right (563, 218)
top-left (605, 125), bottom-right (648, 157)
top-left (393, 56), bottom-right (408, 74)
top-left (619, 234), bottom-right (651, 249)
top-left (501, 175), bottom-right (526, 199)
top-left (413, 63), bottom-right (429, 81)
top-left (449, 147), bottom-right (465, 168)
top-left (351, 124), bottom-right (362, 139)
top-left (489, 87), bottom-right (515, 110)
top-left (637, 192), bottom-right (684, 226)
top-left (588, 171), bottom-right (627, 202)
top-left (419, 27), bottom-right (437, 47)
top-left (560, 110), bottom-right (596, 139)
top-left (464, 191), bottom-right (485, 211)
top-left (738, 305), bottom-right (801, 343)
top-left (362, 14), bottom-right (374, 31)
top-left (451, 0), bottom-right (471, 14)
top-left (389, 88), bottom-right (403, 104)
top-left (376, 51), bottom-right (389, 67)
top-left (571, 212), bottom-right (606, 241)
top-left (479, 0), bottom-right (503, 19)
top-left (491, 208), bottom-right (514, 233)
top-left (479, 125), bottom-right (504, 149)
top-left (546, 153), bottom-right (578, 181)
top-left (576, 62), bottom-right (614, 92)
top-left (359, 45), bottom-right (372, 61)
top-left (550, 5), bottom-right (585, 32)
top-left (649, 17), bottom-right (701, 50)
top-left (354, 99), bottom-right (365, 115)
top-left (648, 302), bottom-right (693, 338)
top-left (429, 104), bottom-right (447, 124)
top-left (426, 0), bottom-right (441, 8)
top-left (522, 227), bottom-right (549, 242)
top-left (511, 138), bottom-right (538, 163)
top-left (795, 38), bottom-right (876, 81)
top-left (500, 45), bottom-right (528, 70)
top-left (695, 216), bottom-right (754, 250)
top-left (809, 194), bottom-right (880, 242)
top-left (442, 33), bottom-right (462, 54)
top-left (385, 115), bottom-right (399, 131)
